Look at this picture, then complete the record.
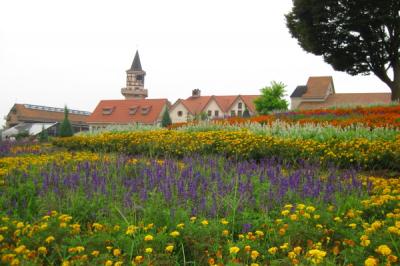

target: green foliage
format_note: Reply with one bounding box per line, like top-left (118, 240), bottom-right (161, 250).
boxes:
top-left (15, 131), bottom-right (30, 141)
top-left (59, 106), bottom-right (74, 137)
top-left (38, 125), bottom-right (49, 143)
top-left (286, 0), bottom-right (400, 100)
top-left (254, 81), bottom-right (289, 115)
top-left (161, 109), bottom-right (172, 128)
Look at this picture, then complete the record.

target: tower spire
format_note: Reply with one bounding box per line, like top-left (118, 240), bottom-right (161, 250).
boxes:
top-left (130, 50), bottom-right (142, 71)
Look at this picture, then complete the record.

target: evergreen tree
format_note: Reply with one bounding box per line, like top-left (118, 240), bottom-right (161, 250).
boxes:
top-left (59, 106), bottom-right (74, 137)
top-left (161, 109), bottom-right (172, 128)
top-left (242, 107), bottom-right (251, 118)
top-left (38, 125), bottom-right (49, 142)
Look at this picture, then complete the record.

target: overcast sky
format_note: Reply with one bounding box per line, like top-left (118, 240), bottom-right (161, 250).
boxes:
top-left (0, 0), bottom-right (391, 127)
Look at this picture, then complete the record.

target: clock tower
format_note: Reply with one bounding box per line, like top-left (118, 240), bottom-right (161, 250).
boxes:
top-left (121, 50), bottom-right (148, 99)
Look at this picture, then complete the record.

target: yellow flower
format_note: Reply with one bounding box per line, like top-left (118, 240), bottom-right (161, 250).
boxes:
top-left (126, 225), bottom-right (137, 235)
top-left (16, 222), bottom-right (24, 229)
top-left (306, 206), bottom-right (316, 212)
top-left (280, 243), bottom-right (289, 250)
top-left (11, 259), bottom-right (20, 266)
top-left (145, 247), bottom-right (153, 254)
top-left (288, 251), bottom-right (296, 259)
top-left (92, 223), bottom-right (104, 231)
top-left (290, 214), bottom-right (298, 221)
top-left (144, 235), bottom-right (154, 241)
top-left (114, 261), bottom-right (123, 266)
top-left (220, 219), bottom-right (229, 225)
top-left (348, 223), bottom-right (357, 229)
top-left (360, 235), bottom-right (371, 247)
top-left (177, 223), bottom-right (185, 229)
top-left (281, 210), bottom-right (290, 216)
top-left (251, 250), bottom-right (259, 260)
top-left (229, 246), bottom-right (240, 255)
top-left (293, 246), bottom-right (302, 255)
top-left (375, 245), bottom-right (391, 256)
top-left (134, 255), bottom-right (144, 263)
top-left (268, 247), bottom-right (278, 255)
top-left (45, 236), bottom-right (55, 243)
top-left (190, 216), bottom-right (197, 222)
top-left (364, 257), bottom-right (378, 266)
top-left (297, 204), bottom-right (305, 210)
top-left (165, 245), bottom-right (174, 253)
top-left (91, 250), bottom-right (100, 257)
top-left (201, 220), bottom-right (209, 226)
top-left (105, 260), bottom-right (113, 266)
top-left (222, 230), bottom-right (229, 236)
top-left (113, 248), bottom-right (121, 257)
top-left (38, 246), bottom-right (47, 255)
top-left (76, 246), bottom-right (85, 253)
top-left (61, 261), bottom-right (70, 266)
top-left (170, 231), bottom-right (180, 237)
top-left (250, 264), bottom-right (259, 266)
top-left (307, 249), bottom-right (327, 264)
top-left (255, 230), bottom-right (264, 237)
top-left (14, 245), bottom-right (26, 254)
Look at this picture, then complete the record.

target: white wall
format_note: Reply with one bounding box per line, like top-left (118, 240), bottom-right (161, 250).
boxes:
top-left (203, 98), bottom-right (223, 119)
top-left (170, 102), bottom-right (190, 123)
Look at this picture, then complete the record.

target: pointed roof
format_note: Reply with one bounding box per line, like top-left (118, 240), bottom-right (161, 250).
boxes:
top-left (130, 50), bottom-right (142, 71)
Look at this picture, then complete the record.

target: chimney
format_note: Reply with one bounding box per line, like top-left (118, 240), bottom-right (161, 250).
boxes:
top-left (192, 89), bottom-right (201, 98)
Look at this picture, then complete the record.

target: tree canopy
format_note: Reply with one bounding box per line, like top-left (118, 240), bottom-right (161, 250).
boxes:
top-left (286, 0), bottom-right (400, 101)
top-left (254, 81), bottom-right (289, 114)
top-left (59, 106), bottom-right (74, 137)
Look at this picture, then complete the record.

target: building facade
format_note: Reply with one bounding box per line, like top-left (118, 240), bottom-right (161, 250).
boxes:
top-left (290, 76), bottom-right (392, 110)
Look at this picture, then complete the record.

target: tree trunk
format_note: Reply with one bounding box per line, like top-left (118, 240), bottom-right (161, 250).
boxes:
top-left (390, 81), bottom-right (400, 102)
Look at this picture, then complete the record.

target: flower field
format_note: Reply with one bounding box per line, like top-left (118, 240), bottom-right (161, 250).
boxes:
top-left (1, 105), bottom-right (400, 265)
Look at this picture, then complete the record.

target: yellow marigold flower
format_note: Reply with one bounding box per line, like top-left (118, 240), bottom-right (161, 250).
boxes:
top-left (314, 214), bottom-right (320, 220)
top-left (201, 220), bottom-right (209, 226)
top-left (307, 249), bottom-right (327, 264)
top-left (106, 246), bottom-right (113, 251)
top-left (306, 206), bottom-right (316, 213)
top-left (371, 221), bottom-right (382, 230)
top-left (251, 250), bottom-right (259, 260)
top-left (61, 261), bottom-right (70, 266)
top-left (348, 223), bottom-right (357, 229)
top-left (177, 223), bottom-right (185, 229)
top-left (145, 247), bottom-right (153, 254)
top-left (114, 261), bottom-right (123, 266)
top-left (134, 256), bottom-right (144, 263)
top-left (16, 222), bottom-right (24, 229)
top-left (255, 230), bottom-right (264, 237)
top-left (250, 264), bottom-right (259, 266)
top-left (280, 243), bottom-right (289, 250)
top-left (113, 225), bottom-right (120, 231)
top-left (59, 222), bottom-right (67, 228)
top-left (10, 259), bottom-right (20, 266)
top-left (222, 230), bottom-right (229, 236)
top-left (92, 223), bottom-right (104, 231)
top-left (290, 214), bottom-right (298, 221)
top-left (14, 245), bottom-right (26, 254)
top-left (144, 234), bottom-right (154, 241)
top-left (42, 215), bottom-right (50, 220)
top-left (279, 228), bottom-right (286, 236)
top-left (220, 219), bottom-right (229, 225)
top-left (165, 245), bottom-right (174, 253)
top-left (288, 251), bottom-right (296, 259)
top-left (268, 247), bottom-right (278, 255)
top-left (229, 246), bottom-right (240, 255)
top-left (297, 204), bottom-right (305, 210)
top-left (244, 245), bottom-right (251, 252)
top-left (38, 246), bottom-right (47, 255)
top-left (190, 216), bottom-right (197, 222)
top-left (126, 225), bottom-right (137, 235)
top-left (105, 260), bottom-right (113, 266)
top-left (91, 250), bottom-right (100, 257)
top-left (293, 246), bottom-right (302, 255)
top-left (0, 235), bottom-right (3, 242)
top-left (68, 247), bottom-right (77, 253)
top-left (375, 245), bottom-right (391, 256)
top-left (170, 231), bottom-right (180, 237)
top-left (388, 226), bottom-right (399, 234)
top-left (113, 249), bottom-right (121, 257)
top-left (76, 246), bottom-right (85, 253)
top-left (364, 257), bottom-right (378, 266)
top-left (45, 236), bottom-right (55, 244)
top-left (388, 255), bottom-right (398, 263)
top-left (281, 210), bottom-right (290, 216)
top-left (284, 204), bottom-right (293, 209)
top-left (238, 234), bottom-right (244, 239)
top-left (334, 217), bottom-right (342, 222)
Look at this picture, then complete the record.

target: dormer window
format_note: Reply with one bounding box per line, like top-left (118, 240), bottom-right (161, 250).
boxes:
top-left (102, 107), bottom-right (114, 115)
top-left (141, 106), bottom-right (152, 115)
top-left (238, 102), bottom-right (243, 109)
top-left (129, 106), bottom-right (139, 115)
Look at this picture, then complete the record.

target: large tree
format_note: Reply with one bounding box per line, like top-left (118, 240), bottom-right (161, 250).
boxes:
top-left (254, 81), bottom-right (289, 114)
top-left (286, 0), bottom-right (400, 101)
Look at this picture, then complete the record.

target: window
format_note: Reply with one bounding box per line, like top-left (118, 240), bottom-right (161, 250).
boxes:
top-left (177, 111), bottom-right (183, 117)
top-left (141, 106), bottom-right (152, 115)
top-left (208, 110), bottom-right (212, 116)
top-left (102, 107), bottom-right (114, 115)
top-left (238, 102), bottom-right (243, 109)
top-left (129, 106), bottom-right (138, 115)
top-left (214, 110), bottom-right (219, 117)
top-left (238, 110), bottom-right (243, 117)
top-left (136, 75), bottom-right (143, 81)
top-left (231, 110), bottom-right (235, 117)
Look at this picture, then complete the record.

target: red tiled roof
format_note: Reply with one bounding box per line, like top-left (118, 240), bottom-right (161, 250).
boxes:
top-left (298, 93), bottom-right (391, 110)
top-left (302, 76), bottom-right (334, 99)
top-left (174, 95), bottom-right (260, 114)
top-left (87, 99), bottom-right (168, 124)
top-left (14, 104), bottom-right (89, 124)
